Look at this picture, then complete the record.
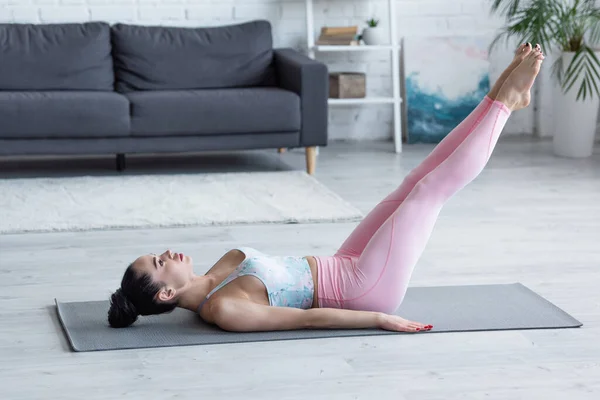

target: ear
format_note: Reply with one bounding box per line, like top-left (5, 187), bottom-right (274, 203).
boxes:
top-left (156, 287), bottom-right (176, 303)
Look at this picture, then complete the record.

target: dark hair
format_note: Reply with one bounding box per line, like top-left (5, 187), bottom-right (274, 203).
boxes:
top-left (108, 263), bottom-right (177, 328)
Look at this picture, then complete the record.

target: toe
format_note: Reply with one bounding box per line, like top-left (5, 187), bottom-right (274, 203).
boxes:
top-left (530, 49), bottom-right (543, 65)
top-left (527, 49), bottom-right (540, 62)
top-left (515, 43), bottom-right (526, 55)
top-left (534, 56), bottom-right (544, 67)
top-left (518, 44), bottom-right (532, 59)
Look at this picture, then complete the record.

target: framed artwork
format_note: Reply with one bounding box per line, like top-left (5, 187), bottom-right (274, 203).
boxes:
top-left (403, 36), bottom-right (492, 143)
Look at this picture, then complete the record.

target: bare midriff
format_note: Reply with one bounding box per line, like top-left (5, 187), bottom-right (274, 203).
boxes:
top-left (303, 256), bottom-right (320, 308)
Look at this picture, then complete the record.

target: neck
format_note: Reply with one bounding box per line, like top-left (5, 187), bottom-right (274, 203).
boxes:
top-left (176, 275), bottom-right (216, 313)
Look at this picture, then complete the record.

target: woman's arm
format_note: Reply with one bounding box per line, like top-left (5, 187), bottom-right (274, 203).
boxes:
top-left (209, 298), bottom-right (429, 333)
top-left (210, 297), bottom-right (380, 331)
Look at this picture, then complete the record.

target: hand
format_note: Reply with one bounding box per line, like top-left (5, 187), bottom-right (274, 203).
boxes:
top-left (378, 313), bottom-right (433, 333)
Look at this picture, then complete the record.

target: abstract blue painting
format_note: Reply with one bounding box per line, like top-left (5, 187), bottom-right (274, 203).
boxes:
top-left (404, 37), bottom-right (491, 143)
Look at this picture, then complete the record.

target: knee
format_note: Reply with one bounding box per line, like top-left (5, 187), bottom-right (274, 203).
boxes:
top-left (404, 170), bottom-right (421, 187)
top-left (412, 176), bottom-right (436, 194)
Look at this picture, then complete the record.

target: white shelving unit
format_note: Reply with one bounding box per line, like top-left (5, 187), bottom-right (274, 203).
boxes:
top-left (305, 0), bottom-right (403, 153)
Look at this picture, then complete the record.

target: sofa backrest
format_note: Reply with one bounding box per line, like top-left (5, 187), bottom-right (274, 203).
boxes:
top-left (111, 20), bottom-right (275, 92)
top-left (0, 22), bottom-right (114, 91)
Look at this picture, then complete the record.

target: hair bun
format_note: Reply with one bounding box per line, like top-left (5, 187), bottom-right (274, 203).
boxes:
top-left (108, 288), bottom-right (139, 328)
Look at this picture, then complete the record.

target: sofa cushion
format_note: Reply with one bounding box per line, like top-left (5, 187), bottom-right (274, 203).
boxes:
top-left (0, 22), bottom-right (114, 91)
top-left (126, 88), bottom-right (300, 136)
top-left (112, 20), bottom-right (275, 92)
top-left (0, 92), bottom-right (130, 139)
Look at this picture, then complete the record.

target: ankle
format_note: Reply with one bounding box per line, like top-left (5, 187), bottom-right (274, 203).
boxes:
top-left (492, 90), bottom-right (517, 112)
top-left (486, 91), bottom-right (499, 101)
top-left (493, 95), bottom-right (512, 111)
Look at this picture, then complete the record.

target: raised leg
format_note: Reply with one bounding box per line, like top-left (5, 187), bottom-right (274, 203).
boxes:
top-left (346, 101), bottom-right (511, 313)
top-left (334, 43), bottom-right (535, 258)
top-left (339, 48), bottom-right (544, 313)
top-left (305, 146), bottom-right (316, 175)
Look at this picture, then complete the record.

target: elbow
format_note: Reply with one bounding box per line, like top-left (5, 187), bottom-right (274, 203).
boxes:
top-left (303, 309), bottom-right (321, 329)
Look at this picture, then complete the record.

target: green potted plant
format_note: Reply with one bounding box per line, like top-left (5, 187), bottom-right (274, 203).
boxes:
top-left (362, 18), bottom-right (387, 46)
top-left (490, 0), bottom-right (600, 158)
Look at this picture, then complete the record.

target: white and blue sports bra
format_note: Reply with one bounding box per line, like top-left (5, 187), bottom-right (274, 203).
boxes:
top-left (196, 247), bottom-right (314, 313)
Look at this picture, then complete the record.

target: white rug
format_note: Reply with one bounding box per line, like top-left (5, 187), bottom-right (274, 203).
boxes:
top-left (0, 171), bottom-right (363, 234)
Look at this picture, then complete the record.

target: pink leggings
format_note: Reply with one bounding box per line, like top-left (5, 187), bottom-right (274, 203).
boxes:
top-left (315, 96), bottom-right (511, 313)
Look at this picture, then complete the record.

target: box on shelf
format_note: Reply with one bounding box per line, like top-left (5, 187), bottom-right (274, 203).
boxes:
top-left (317, 25), bottom-right (359, 46)
top-left (329, 72), bottom-right (366, 99)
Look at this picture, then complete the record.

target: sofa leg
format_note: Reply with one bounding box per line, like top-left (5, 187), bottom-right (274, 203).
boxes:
top-left (116, 153), bottom-right (126, 172)
top-left (305, 146), bottom-right (316, 175)
top-left (277, 148), bottom-right (287, 154)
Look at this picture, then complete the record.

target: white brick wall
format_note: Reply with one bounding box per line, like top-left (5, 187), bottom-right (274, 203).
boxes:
top-left (1, 0), bottom-right (542, 141)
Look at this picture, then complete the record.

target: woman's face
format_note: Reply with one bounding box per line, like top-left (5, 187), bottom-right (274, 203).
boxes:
top-left (132, 249), bottom-right (194, 294)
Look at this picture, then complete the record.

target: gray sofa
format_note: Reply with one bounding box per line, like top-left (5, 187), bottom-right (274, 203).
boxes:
top-left (0, 20), bottom-right (328, 174)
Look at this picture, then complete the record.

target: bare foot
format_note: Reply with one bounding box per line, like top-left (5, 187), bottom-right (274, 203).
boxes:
top-left (494, 46), bottom-right (545, 111)
top-left (487, 43), bottom-right (533, 99)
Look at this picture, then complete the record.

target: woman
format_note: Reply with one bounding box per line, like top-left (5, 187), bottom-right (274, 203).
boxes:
top-left (109, 43), bottom-right (545, 333)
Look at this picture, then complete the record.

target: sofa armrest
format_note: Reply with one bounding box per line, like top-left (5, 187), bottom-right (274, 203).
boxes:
top-left (273, 48), bottom-right (328, 147)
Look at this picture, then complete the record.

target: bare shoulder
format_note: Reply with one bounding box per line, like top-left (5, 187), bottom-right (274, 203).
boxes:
top-left (218, 248), bottom-right (245, 263)
top-left (204, 248), bottom-right (245, 276)
top-left (201, 296), bottom-right (246, 329)
top-left (220, 249), bottom-right (247, 268)
top-left (200, 293), bottom-right (249, 325)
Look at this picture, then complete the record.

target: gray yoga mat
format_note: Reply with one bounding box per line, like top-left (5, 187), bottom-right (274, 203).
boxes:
top-left (55, 283), bottom-right (582, 352)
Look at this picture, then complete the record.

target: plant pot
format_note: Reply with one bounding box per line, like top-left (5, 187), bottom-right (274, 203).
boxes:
top-left (362, 27), bottom-right (387, 46)
top-left (552, 51), bottom-right (600, 158)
